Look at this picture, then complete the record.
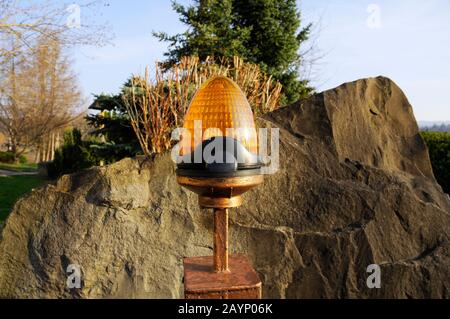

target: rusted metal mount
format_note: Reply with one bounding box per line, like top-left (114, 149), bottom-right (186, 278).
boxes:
top-left (177, 175), bottom-right (263, 273)
top-left (184, 255), bottom-right (262, 299)
top-left (177, 175), bottom-right (263, 208)
top-left (177, 175), bottom-right (263, 299)
top-left (212, 208), bottom-right (228, 272)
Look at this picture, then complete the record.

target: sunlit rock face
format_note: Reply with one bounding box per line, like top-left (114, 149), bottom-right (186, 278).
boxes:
top-left (0, 76), bottom-right (449, 299)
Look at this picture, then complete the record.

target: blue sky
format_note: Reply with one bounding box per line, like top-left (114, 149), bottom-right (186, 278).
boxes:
top-left (73, 0), bottom-right (450, 121)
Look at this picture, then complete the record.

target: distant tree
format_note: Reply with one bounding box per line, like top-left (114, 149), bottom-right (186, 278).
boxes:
top-left (0, 0), bottom-right (111, 64)
top-left (422, 124), bottom-right (450, 133)
top-left (421, 131), bottom-right (450, 194)
top-left (154, 0), bottom-right (312, 105)
top-left (0, 38), bottom-right (82, 162)
top-left (0, 0), bottom-right (111, 162)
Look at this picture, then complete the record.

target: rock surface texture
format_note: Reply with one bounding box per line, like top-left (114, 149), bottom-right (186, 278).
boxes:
top-left (0, 77), bottom-right (449, 298)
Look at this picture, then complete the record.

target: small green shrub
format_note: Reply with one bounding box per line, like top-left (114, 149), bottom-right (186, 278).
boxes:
top-left (0, 151), bottom-right (15, 164)
top-left (0, 152), bottom-right (27, 164)
top-left (47, 129), bottom-right (99, 179)
top-left (421, 131), bottom-right (450, 194)
top-left (18, 155), bottom-right (27, 164)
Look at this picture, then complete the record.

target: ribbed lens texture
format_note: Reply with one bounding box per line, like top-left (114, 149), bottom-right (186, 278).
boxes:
top-left (181, 76), bottom-right (258, 155)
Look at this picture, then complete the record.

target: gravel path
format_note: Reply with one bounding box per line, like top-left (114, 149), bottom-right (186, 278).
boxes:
top-left (0, 169), bottom-right (38, 177)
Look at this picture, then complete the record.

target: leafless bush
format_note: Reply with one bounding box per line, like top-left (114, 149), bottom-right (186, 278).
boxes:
top-left (123, 56), bottom-right (282, 156)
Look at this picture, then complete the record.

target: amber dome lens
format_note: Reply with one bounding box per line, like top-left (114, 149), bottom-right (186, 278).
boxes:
top-left (181, 76), bottom-right (258, 156)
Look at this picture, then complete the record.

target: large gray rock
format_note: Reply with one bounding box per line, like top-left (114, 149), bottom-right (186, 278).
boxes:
top-left (0, 77), bottom-right (449, 298)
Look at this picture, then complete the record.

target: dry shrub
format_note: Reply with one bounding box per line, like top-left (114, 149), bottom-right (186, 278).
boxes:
top-left (123, 56), bottom-right (282, 156)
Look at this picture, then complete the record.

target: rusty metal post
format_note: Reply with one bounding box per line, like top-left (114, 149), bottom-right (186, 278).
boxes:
top-left (179, 176), bottom-right (263, 299)
top-left (213, 208), bottom-right (228, 272)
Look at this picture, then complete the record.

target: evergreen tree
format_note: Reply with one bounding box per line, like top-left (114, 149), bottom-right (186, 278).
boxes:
top-left (47, 129), bottom-right (98, 178)
top-left (153, 0), bottom-right (251, 65)
top-left (154, 0), bottom-right (312, 105)
top-left (86, 80), bottom-right (140, 159)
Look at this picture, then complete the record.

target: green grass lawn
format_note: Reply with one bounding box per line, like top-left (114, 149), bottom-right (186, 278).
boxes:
top-left (0, 162), bottom-right (38, 172)
top-left (0, 175), bottom-right (45, 222)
